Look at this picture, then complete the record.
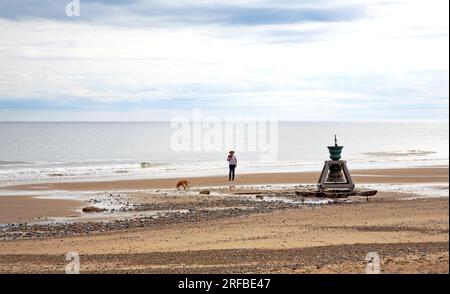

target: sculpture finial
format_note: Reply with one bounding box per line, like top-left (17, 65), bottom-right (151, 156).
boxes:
top-left (334, 135), bottom-right (338, 147)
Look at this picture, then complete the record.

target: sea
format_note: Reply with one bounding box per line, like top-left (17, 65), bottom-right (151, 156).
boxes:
top-left (0, 121), bottom-right (448, 186)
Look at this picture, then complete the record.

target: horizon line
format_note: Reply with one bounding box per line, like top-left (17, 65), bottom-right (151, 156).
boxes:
top-left (0, 119), bottom-right (448, 123)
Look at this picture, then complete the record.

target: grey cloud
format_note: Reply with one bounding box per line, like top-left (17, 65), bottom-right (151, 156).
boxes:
top-left (0, 0), bottom-right (366, 26)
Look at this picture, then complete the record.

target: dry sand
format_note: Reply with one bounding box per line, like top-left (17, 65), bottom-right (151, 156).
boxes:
top-left (0, 166), bottom-right (448, 273)
top-left (0, 196), bottom-right (447, 273)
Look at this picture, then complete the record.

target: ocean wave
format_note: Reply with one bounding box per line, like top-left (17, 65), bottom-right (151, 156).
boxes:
top-left (0, 156), bottom-right (448, 187)
top-left (0, 160), bottom-right (32, 166)
top-left (362, 150), bottom-right (436, 157)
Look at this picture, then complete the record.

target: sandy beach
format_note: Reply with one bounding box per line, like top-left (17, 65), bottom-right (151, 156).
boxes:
top-left (1, 0), bottom-right (449, 282)
top-left (0, 166), bottom-right (448, 273)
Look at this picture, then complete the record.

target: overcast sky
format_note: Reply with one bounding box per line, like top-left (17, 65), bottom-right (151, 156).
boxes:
top-left (0, 0), bottom-right (448, 121)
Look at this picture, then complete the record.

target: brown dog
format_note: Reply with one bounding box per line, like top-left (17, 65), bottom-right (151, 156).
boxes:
top-left (176, 180), bottom-right (191, 190)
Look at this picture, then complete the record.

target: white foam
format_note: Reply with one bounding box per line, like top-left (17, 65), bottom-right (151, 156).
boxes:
top-left (360, 183), bottom-right (449, 199)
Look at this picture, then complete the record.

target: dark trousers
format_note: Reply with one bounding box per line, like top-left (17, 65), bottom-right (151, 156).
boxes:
top-left (229, 164), bottom-right (236, 180)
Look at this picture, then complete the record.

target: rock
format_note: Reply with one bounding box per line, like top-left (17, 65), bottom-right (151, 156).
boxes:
top-left (82, 206), bottom-right (106, 213)
top-left (48, 173), bottom-right (64, 177)
top-left (140, 162), bottom-right (152, 168)
top-left (199, 189), bottom-right (210, 195)
top-left (256, 195), bottom-right (264, 199)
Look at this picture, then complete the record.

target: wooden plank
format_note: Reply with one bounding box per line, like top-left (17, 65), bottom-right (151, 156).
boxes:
top-left (295, 189), bottom-right (377, 199)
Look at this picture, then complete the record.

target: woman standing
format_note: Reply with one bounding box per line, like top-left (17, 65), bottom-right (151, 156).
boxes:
top-left (227, 151), bottom-right (237, 181)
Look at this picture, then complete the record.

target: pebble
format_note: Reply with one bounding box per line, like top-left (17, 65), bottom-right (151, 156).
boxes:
top-left (0, 188), bottom-right (327, 241)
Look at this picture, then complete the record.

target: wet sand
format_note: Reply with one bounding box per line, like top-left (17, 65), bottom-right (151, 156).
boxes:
top-left (0, 196), bottom-right (83, 223)
top-left (0, 166), bottom-right (447, 224)
top-left (3, 166), bottom-right (448, 192)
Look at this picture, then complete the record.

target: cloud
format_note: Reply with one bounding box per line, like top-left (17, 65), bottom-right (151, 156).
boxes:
top-left (0, 0), bottom-right (448, 121)
top-left (0, 0), bottom-right (365, 27)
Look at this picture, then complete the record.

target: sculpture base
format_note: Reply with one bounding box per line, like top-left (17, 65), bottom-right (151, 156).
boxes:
top-left (317, 160), bottom-right (355, 192)
top-left (296, 189), bottom-right (377, 199)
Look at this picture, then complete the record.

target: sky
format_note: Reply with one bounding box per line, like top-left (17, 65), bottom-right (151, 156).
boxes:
top-left (0, 0), bottom-right (448, 121)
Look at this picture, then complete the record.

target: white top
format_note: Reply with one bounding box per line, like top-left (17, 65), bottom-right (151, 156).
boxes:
top-left (227, 154), bottom-right (237, 165)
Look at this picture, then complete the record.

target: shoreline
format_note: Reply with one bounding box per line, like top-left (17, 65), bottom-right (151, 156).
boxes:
top-left (2, 166), bottom-right (448, 192)
top-left (0, 166), bottom-right (447, 224)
